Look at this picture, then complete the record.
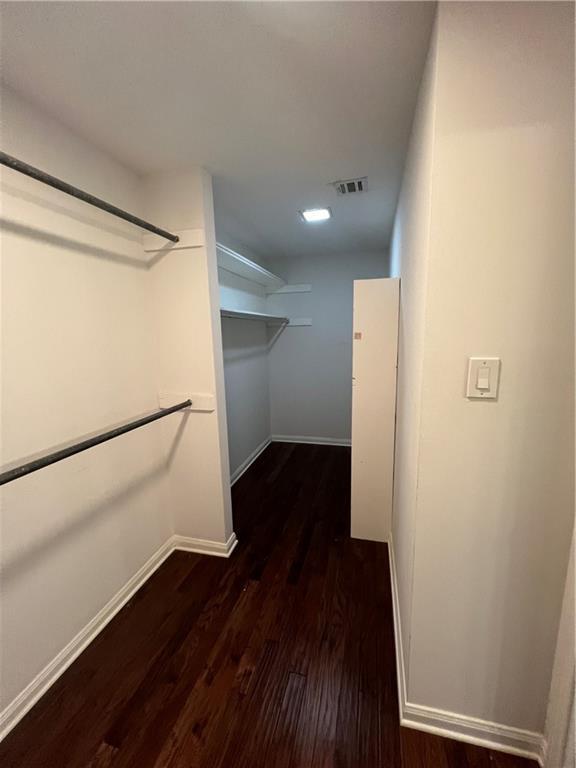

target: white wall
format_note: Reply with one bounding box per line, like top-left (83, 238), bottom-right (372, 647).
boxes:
top-left (218, 249), bottom-right (387, 473)
top-left (144, 170), bottom-right (233, 544)
top-left (221, 318), bottom-right (271, 479)
top-left (0, 87), bottom-right (171, 717)
top-left (390, 1), bottom-right (574, 751)
top-left (389, 22), bottom-right (438, 672)
top-left (219, 269), bottom-right (268, 315)
top-left (0, 88), bottom-right (232, 733)
top-left (267, 252), bottom-right (387, 443)
top-left (217, 240), bottom-right (273, 480)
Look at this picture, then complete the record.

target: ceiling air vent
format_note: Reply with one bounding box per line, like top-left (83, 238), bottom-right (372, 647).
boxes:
top-left (332, 177), bottom-right (368, 195)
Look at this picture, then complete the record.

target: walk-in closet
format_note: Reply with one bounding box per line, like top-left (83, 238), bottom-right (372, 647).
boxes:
top-left (1, 3), bottom-right (573, 768)
top-left (215, 226), bottom-right (399, 541)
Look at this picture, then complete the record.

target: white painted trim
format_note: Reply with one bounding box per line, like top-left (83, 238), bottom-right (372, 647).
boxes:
top-left (271, 434), bottom-right (351, 447)
top-left (388, 538), bottom-right (408, 724)
top-left (0, 527), bottom-right (545, 766)
top-left (0, 538), bottom-right (173, 741)
top-left (172, 532), bottom-right (238, 558)
top-left (216, 243), bottom-right (285, 290)
top-left (388, 539), bottom-right (545, 765)
top-left (230, 437), bottom-right (272, 486)
top-left (220, 308), bottom-right (288, 324)
top-left (0, 531), bottom-right (238, 742)
top-left (266, 283), bottom-right (312, 294)
top-left (401, 704), bottom-right (544, 765)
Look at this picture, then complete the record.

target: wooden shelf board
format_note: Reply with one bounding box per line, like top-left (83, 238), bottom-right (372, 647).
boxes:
top-left (220, 308), bottom-right (288, 323)
top-left (216, 243), bottom-right (285, 290)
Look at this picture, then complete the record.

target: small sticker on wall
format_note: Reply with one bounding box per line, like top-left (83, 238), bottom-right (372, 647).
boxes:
top-left (354, 332), bottom-right (362, 340)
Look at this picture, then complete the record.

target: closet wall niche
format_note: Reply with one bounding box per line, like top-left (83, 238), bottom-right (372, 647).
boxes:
top-left (217, 239), bottom-right (391, 491)
top-left (217, 242), bottom-right (312, 482)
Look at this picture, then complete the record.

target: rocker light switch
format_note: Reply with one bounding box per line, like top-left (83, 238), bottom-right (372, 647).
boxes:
top-left (476, 366), bottom-right (491, 390)
top-left (466, 358), bottom-right (500, 399)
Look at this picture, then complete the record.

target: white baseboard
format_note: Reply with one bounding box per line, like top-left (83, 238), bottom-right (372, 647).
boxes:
top-left (401, 703), bottom-right (545, 765)
top-left (0, 531), bottom-right (238, 743)
top-left (3, 528), bottom-right (545, 765)
top-left (388, 539), bottom-right (408, 724)
top-left (387, 538), bottom-right (545, 766)
top-left (172, 532), bottom-right (238, 558)
top-left (230, 435), bottom-right (350, 488)
top-left (230, 437), bottom-right (272, 486)
top-left (271, 434), bottom-right (351, 447)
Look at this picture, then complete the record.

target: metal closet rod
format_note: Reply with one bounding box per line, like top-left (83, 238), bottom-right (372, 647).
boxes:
top-left (0, 400), bottom-right (191, 487)
top-left (0, 151), bottom-right (179, 243)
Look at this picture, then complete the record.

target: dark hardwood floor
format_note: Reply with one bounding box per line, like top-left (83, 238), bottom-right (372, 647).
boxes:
top-left (0, 443), bottom-right (537, 767)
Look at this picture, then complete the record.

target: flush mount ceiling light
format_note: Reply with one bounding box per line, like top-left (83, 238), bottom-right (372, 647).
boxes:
top-left (300, 207), bottom-right (332, 223)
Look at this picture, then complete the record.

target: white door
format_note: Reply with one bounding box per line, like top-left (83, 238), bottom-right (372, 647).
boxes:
top-left (351, 278), bottom-right (399, 541)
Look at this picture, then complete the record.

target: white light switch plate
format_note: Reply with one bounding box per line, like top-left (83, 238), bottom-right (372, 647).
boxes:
top-left (466, 358), bottom-right (501, 399)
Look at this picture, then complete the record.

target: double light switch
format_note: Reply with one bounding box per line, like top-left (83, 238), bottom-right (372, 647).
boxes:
top-left (466, 358), bottom-right (501, 399)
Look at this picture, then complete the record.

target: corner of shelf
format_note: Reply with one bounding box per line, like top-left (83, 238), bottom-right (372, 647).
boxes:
top-left (216, 243), bottom-right (285, 289)
top-left (220, 308), bottom-right (288, 324)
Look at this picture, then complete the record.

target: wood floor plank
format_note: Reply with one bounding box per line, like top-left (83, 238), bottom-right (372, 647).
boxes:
top-left (0, 444), bottom-right (539, 768)
top-left (265, 671), bottom-right (307, 768)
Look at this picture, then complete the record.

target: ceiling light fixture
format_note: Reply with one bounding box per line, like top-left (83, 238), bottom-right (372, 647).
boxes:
top-left (300, 207), bottom-right (332, 223)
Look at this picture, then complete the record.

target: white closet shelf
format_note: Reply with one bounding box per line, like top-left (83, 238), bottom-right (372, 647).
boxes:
top-left (216, 243), bottom-right (285, 290)
top-left (220, 308), bottom-right (288, 324)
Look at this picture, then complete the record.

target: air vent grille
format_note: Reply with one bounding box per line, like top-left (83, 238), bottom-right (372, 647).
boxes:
top-left (332, 177), bottom-right (368, 195)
